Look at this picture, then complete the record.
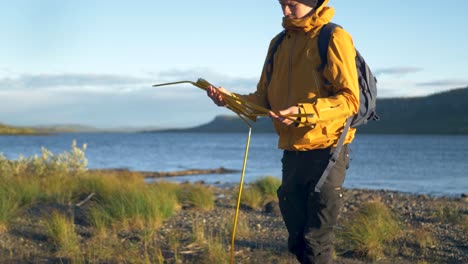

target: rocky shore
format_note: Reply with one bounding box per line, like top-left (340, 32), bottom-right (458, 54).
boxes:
top-left (157, 184), bottom-right (468, 263)
top-left (1, 169), bottom-right (466, 263)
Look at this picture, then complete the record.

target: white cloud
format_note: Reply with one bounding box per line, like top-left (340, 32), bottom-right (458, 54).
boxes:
top-left (0, 73), bottom-right (151, 91)
top-left (374, 67), bottom-right (423, 77)
top-left (416, 79), bottom-right (468, 87)
top-left (0, 68), bottom-right (464, 128)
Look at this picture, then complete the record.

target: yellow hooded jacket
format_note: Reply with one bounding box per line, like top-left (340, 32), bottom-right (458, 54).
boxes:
top-left (235, 0), bottom-right (359, 151)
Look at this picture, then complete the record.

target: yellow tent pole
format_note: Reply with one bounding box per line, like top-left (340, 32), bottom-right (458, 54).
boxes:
top-left (230, 126), bottom-right (251, 264)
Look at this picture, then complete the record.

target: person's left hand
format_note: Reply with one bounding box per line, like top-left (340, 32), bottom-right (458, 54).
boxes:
top-left (269, 106), bottom-right (299, 126)
top-left (207, 85), bottom-right (231, 106)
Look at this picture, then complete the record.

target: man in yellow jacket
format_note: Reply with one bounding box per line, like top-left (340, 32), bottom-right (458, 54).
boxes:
top-left (208, 0), bottom-right (359, 263)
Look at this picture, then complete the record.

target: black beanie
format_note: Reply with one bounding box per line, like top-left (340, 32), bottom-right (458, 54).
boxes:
top-left (296, 0), bottom-right (319, 8)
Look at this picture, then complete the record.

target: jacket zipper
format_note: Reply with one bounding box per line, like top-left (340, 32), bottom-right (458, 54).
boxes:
top-left (312, 70), bottom-right (321, 96)
top-left (287, 34), bottom-right (297, 149)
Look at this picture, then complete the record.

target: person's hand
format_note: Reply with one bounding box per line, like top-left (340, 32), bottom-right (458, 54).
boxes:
top-left (269, 106), bottom-right (299, 126)
top-left (207, 85), bottom-right (231, 106)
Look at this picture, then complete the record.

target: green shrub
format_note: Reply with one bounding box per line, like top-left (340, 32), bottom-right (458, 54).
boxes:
top-left (0, 140), bottom-right (87, 179)
top-left (176, 184), bottom-right (214, 210)
top-left (337, 201), bottom-right (402, 261)
top-left (0, 141), bottom-right (88, 207)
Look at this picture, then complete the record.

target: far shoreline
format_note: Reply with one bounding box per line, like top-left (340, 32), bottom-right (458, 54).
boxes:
top-left (89, 167), bottom-right (468, 200)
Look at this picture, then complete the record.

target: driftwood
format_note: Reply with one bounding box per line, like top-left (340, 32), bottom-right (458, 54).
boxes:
top-left (142, 167), bottom-right (239, 178)
top-left (90, 167), bottom-right (239, 178)
top-left (75, 192), bottom-right (95, 207)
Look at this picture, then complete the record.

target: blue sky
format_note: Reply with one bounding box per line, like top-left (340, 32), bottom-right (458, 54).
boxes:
top-left (1, 0), bottom-right (467, 129)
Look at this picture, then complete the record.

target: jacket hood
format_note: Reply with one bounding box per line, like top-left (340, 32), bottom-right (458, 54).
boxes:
top-left (282, 0), bottom-right (333, 32)
top-left (316, 0), bottom-right (327, 10)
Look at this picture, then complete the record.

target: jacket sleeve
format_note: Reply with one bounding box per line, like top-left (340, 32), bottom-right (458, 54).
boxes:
top-left (297, 27), bottom-right (360, 126)
top-left (232, 34), bottom-right (282, 113)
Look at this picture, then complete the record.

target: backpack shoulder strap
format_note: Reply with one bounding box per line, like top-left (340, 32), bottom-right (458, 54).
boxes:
top-left (314, 22), bottom-right (350, 193)
top-left (266, 30), bottom-right (286, 86)
top-left (317, 23), bottom-right (341, 70)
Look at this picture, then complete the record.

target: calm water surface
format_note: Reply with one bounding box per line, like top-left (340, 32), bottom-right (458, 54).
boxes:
top-left (0, 132), bottom-right (467, 197)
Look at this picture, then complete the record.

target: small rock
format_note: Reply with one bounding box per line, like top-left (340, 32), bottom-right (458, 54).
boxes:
top-left (264, 201), bottom-right (281, 216)
top-left (418, 194), bottom-right (429, 200)
top-left (461, 193), bottom-right (468, 202)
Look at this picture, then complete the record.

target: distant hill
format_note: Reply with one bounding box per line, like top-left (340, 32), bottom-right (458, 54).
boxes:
top-left (359, 87), bottom-right (468, 134)
top-left (152, 87), bottom-right (468, 134)
top-left (152, 115), bottom-right (275, 133)
top-left (0, 124), bottom-right (37, 135)
top-left (32, 124), bottom-right (101, 133)
top-left (31, 125), bottom-right (163, 133)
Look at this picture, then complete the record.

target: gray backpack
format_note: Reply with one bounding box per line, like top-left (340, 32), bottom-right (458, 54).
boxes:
top-left (266, 23), bottom-right (379, 192)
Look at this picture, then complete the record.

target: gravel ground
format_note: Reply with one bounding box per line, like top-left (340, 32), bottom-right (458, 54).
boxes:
top-left (0, 184), bottom-right (466, 263)
top-left (157, 186), bottom-right (467, 264)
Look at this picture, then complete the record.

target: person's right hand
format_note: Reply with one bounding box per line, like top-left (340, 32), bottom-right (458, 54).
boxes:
top-left (207, 85), bottom-right (231, 106)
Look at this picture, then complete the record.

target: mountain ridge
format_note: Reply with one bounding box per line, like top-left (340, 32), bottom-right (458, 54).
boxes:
top-left (151, 86), bottom-right (468, 134)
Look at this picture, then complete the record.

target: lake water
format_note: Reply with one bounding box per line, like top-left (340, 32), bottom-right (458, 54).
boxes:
top-left (0, 132), bottom-right (467, 197)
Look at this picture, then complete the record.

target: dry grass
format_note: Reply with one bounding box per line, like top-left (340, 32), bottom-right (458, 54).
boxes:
top-left (0, 143), bottom-right (185, 263)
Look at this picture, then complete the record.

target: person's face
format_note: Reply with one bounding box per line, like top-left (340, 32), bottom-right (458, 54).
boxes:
top-left (279, 0), bottom-right (314, 19)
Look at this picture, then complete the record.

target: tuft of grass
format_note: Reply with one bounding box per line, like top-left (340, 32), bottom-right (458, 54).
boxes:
top-left (221, 211), bottom-right (250, 239)
top-left (167, 229), bottom-right (182, 263)
top-left (176, 183), bottom-right (214, 211)
top-left (87, 204), bottom-right (112, 237)
top-left (80, 174), bottom-right (180, 230)
top-left (409, 227), bottom-right (435, 249)
top-left (45, 211), bottom-right (82, 260)
top-left (252, 176), bottom-right (281, 199)
top-left (0, 186), bottom-right (20, 230)
top-left (337, 201), bottom-right (402, 261)
top-left (241, 176), bottom-right (281, 209)
top-left (240, 186), bottom-right (263, 209)
top-left (191, 218), bottom-right (207, 245)
top-left (462, 215), bottom-right (468, 232)
top-left (199, 233), bottom-right (230, 264)
top-left (432, 204), bottom-right (465, 224)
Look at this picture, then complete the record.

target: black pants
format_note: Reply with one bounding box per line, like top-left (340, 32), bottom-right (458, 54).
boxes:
top-left (277, 145), bottom-right (349, 264)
